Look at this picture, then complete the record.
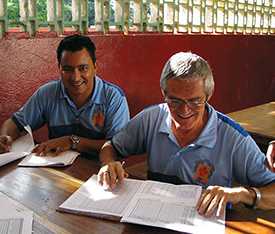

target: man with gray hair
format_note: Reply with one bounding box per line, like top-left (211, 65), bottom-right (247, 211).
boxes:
top-left (98, 52), bottom-right (275, 218)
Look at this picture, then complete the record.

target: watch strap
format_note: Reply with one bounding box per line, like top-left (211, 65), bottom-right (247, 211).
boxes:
top-left (71, 135), bottom-right (79, 150)
top-left (245, 187), bottom-right (261, 210)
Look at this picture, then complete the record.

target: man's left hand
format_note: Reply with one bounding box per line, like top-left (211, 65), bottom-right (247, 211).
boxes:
top-left (196, 186), bottom-right (249, 217)
top-left (31, 136), bottom-right (72, 157)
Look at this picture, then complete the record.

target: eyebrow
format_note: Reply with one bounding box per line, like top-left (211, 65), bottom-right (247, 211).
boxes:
top-left (167, 96), bottom-right (203, 101)
top-left (62, 64), bottom-right (89, 68)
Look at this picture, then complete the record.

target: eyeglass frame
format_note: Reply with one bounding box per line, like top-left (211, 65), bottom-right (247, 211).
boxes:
top-left (164, 96), bottom-right (207, 110)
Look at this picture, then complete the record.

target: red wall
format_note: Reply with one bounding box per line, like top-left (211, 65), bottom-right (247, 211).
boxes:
top-left (1, 34), bottom-right (275, 141)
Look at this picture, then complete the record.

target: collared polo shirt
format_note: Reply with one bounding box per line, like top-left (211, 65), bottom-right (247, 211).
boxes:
top-left (12, 75), bottom-right (129, 140)
top-left (112, 103), bottom-right (275, 189)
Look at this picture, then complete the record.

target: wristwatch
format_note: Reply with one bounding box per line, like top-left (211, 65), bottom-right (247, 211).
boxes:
top-left (70, 135), bottom-right (79, 150)
top-left (245, 187), bottom-right (261, 210)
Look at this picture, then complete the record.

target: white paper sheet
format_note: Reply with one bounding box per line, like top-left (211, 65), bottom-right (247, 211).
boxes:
top-left (0, 193), bottom-right (33, 234)
top-left (121, 194), bottom-right (225, 234)
top-left (0, 194), bottom-right (17, 213)
top-left (0, 125), bottom-right (34, 167)
top-left (0, 211), bottom-right (33, 234)
top-left (18, 150), bottom-right (79, 167)
top-left (9, 125), bottom-right (35, 153)
top-left (59, 175), bottom-right (225, 233)
top-left (0, 125), bottom-right (79, 167)
top-left (0, 151), bottom-right (30, 167)
top-left (59, 174), bottom-right (144, 219)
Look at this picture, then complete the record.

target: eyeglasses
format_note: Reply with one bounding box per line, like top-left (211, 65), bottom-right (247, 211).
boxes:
top-left (165, 97), bottom-right (206, 109)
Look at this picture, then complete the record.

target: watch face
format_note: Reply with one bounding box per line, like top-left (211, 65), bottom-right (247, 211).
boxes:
top-left (72, 135), bottom-right (79, 141)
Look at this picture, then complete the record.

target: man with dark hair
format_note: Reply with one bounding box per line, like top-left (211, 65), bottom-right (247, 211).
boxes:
top-left (0, 34), bottom-right (129, 157)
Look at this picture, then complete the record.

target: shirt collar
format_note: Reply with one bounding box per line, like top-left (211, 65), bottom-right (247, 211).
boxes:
top-left (194, 103), bottom-right (218, 148)
top-left (159, 104), bottom-right (173, 134)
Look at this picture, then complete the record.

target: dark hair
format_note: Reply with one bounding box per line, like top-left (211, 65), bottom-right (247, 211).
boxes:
top-left (56, 34), bottom-right (96, 66)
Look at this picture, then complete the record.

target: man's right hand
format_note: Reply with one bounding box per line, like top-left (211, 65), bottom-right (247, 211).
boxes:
top-left (98, 161), bottom-right (129, 189)
top-left (0, 135), bottom-right (13, 154)
top-left (265, 141), bottom-right (275, 173)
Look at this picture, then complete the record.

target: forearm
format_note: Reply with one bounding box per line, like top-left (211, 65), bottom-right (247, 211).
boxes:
top-left (256, 183), bottom-right (275, 210)
top-left (237, 183), bottom-right (275, 210)
top-left (99, 141), bottom-right (119, 167)
top-left (76, 137), bottom-right (108, 157)
top-left (0, 118), bottom-right (20, 140)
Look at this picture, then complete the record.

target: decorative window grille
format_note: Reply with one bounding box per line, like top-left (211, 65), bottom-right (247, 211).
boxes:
top-left (0, 0), bottom-right (274, 38)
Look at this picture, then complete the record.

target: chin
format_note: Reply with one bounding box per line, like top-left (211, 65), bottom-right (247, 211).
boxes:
top-left (173, 121), bottom-right (191, 130)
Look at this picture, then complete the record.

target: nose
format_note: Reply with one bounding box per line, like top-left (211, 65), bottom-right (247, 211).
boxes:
top-left (178, 102), bottom-right (191, 114)
top-left (71, 68), bottom-right (81, 81)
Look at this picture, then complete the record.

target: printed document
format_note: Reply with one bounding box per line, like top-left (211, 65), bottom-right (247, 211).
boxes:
top-left (58, 174), bottom-right (225, 233)
top-left (0, 193), bottom-right (33, 234)
top-left (0, 125), bottom-right (79, 167)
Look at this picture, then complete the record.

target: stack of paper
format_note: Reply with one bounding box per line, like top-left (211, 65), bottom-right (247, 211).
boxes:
top-left (58, 174), bottom-right (225, 233)
top-left (0, 193), bottom-right (33, 234)
top-left (0, 125), bottom-right (79, 167)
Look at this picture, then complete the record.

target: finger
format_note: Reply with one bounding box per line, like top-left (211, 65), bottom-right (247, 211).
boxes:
top-left (53, 147), bottom-right (61, 157)
top-left (108, 166), bottom-right (119, 188)
top-left (5, 137), bottom-right (13, 150)
top-left (216, 196), bottom-right (227, 217)
top-left (41, 145), bottom-right (53, 156)
top-left (271, 147), bottom-right (275, 171)
top-left (267, 145), bottom-right (275, 165)
top-left (116, 166), bottom-right (127, 185)
top-left (98, 169), bottom-right (105, 186)
top-left (0, 139), bottom-right (7, 152)
top-left (32, 144), bottom-right (44, 156)
top-left (0, 137), bottom-right (12, 153)
top-left (103, 170), bottom-right (112, 189)
top-left (204, 197), bottom-right (220, 218)
top-left (196, 190), bottom-right (210, 213)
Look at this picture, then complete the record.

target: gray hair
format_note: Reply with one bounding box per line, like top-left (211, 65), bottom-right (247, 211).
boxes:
top-left (160, 52), bottom-right (214, 98)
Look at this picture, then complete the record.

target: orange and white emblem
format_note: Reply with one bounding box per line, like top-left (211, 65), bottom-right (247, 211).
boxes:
top-left (92, 113), bottom-right (104, 127)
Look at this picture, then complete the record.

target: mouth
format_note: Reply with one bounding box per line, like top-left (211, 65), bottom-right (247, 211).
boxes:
top-left (71, 80), bottom-right (85, 87)
top-left (177, 114), bottom-right (193, 119)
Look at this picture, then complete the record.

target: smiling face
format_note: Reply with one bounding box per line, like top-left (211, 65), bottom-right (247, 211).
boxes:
top-left (165, 78), bottom-right (211, 134)
top-left (60, 48), bottom-right (98, 106)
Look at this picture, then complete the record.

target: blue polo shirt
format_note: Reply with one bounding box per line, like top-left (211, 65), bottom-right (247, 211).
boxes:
top-left (12, 75), bottom-right (129, 140)
top-left (112, 103), bottom-right (275, 189)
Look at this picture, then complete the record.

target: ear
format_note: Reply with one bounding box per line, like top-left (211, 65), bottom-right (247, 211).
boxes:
top-left (161, 89), bottom-right (165, 97)
top-left (207, 87), bottom-right (215, 101)
top-left (94, 60), bottom-right (99, 74)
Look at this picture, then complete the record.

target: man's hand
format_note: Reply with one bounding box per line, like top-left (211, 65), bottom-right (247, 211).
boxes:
top-left (196, 186), bottom-right (250, 218)
top-left (31, 136), bottom-right (72, 157)
top-left (265, 141), bottom-right (275, 173)
top-left (98, 161), bottom-right (129, 189)
top-left (0, 135), bottom-right (13, 154)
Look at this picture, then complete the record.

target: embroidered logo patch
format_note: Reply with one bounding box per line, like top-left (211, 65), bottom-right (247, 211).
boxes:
top-left (92, 113), bottom-right (104, 127)
top-left (193, 159), bottom-right (215, 185)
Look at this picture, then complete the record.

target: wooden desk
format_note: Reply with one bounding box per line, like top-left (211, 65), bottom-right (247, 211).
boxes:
top-left (1, 157), bottom-right (275, 234)
top-left (227, 102), bottom-right (275, 145)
